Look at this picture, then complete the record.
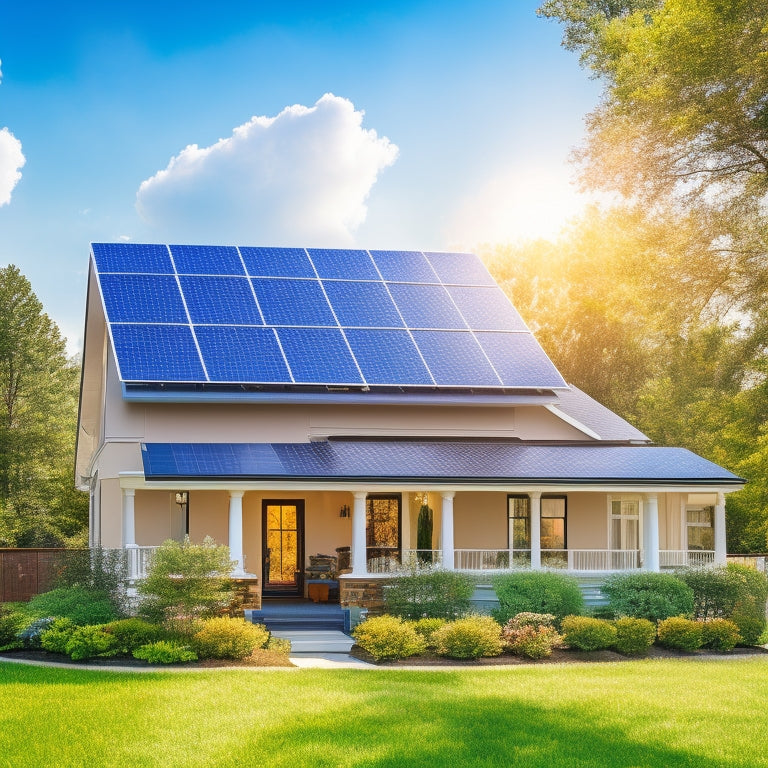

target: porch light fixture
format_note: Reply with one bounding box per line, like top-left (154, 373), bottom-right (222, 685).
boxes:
top-left (339, 504), bottom-right (350, 518)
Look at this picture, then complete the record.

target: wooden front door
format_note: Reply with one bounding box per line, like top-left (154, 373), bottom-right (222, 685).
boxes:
top-left (262, 500), bottom-right (305, 597)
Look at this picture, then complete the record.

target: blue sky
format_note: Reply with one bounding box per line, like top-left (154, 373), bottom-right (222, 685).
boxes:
top-left (0, 1), bottom-right (599, 352)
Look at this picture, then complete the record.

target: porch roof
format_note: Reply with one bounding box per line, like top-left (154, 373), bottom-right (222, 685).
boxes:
top-left (140, 441), bottom-right (743, 486)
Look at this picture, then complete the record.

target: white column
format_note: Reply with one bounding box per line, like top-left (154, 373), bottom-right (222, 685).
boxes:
top-left (643, 493), bottom-right (660, 572)
top-left (530, 491), bottom-right (541, 569)
top-left (714, 491), bottom-right (727, 565)
top-left (441, 492), bottom-right (455, 570)
top-left (228, 491), bottom-right (245, 577)
top-left (401, 493), bottom-right (411, 557)
top-left (351, 491), bottom-right (368, 576)
top-left (122, 488), bottom-right (136, 548)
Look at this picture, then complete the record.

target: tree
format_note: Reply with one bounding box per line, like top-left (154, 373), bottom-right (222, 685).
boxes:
top-left (0, 265), bottom-right (87, 546)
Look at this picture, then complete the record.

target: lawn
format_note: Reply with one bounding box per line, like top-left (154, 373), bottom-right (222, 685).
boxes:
top-left (1, 658), bottom-right (766, 768)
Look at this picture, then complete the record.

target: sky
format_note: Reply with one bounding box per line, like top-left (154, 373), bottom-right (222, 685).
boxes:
top-left (0, 1), bottom-right (600, 353)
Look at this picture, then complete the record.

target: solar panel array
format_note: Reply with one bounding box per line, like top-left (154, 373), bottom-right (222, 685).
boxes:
top-left (91, 243), bottom-right (567, 390)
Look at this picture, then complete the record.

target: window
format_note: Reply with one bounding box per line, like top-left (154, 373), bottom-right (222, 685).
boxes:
top-left (541, 496), bottom-right (566, 550)
top-left (366, 494), bottom-right (401, 562)
top-left (686, 505), bottom-right (714, 551)
top-left (508, 495), bottom-right (530, 550)
top-left (610, 499), bottom-right (640, 550)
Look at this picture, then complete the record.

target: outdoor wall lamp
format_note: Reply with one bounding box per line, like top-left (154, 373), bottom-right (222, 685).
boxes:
top-left (339, 504), bottom-right (350, 518)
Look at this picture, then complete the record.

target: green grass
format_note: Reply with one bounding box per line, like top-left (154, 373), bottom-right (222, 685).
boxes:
top-left (1, 658), bottom-right (767, 767)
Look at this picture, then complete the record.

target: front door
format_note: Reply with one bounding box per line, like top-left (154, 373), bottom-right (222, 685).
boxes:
top-left (262, 500), bottom-right (305, 597)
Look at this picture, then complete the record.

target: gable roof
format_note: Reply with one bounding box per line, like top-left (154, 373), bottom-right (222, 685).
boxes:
top-left (90, 243), bottom-right (567, 394)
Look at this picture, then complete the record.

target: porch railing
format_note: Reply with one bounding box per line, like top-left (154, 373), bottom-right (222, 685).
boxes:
top-left (660, 550), bottom-right (715, 568)
top-left (122, 546), bottom-right (159, 580)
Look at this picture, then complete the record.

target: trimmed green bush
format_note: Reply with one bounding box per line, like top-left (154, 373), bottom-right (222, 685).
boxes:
top-left (700, 618), bottom-right (741, 652)
top-left (193, 617), bottom-right (270, 660)
top-left (501, 613), bottom-right (562, 659)
top-left (138, 536), bottom-right (234, 621)
top-left (40, 618), bottom-right (77, 653)
top-left (133, 641), bottom-right (198, 664)
top-left (104, 618), bottom-right (165, 654)
top-left (612, 617), bottom-right (655, 656)
top-left (383, 570), bottom-right (474, 619)
top-left (26, 586), bottom-right (119, 626)
top-left (16, 617), bottom-right (56, 649)
top-left (265, 636), bottom-right (292, 655)
top-left (64, 625), bottom-right (118, 661)
top-left (432, 615), bottom-right (503, 659)
top-left (54, 547), bottom-right (129, 617)
top-left (601, 572), bottom-right (694, 622)
top-left (410, 617), bottom-right (447, 648)
top-left (657, 617), bottom-right (703, 652)
top-left (352, 615), bottom-right (426, 661)
top-left (730, 603), bottom-right (766, 645)
top-left (492, 571), bottom-right (585, 625)
top-left (561, 616), bottom-right (617, 651)
top-left (0, 606), bottom-right (27, 648)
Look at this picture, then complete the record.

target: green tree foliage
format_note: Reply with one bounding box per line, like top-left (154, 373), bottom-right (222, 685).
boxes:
top-left (0, 265), bottom-right (87, 546)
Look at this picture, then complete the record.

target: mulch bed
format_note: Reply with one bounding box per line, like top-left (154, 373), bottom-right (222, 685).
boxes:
top-left (349, 644), bottom-right (768, 666)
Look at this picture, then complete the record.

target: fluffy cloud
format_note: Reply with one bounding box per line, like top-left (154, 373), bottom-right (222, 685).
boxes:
top-left (0, 60), bottom-right (26, 207)
top-left (136, 94), bottom-right (398, 245)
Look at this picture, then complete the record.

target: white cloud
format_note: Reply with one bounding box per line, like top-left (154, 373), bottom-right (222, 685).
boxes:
top-left (136, 93), bottom-right (398, 245)
top-left (0, 59), bottom-right (25, 207)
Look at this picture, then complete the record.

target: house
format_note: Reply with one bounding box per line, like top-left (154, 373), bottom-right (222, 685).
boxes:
top-left (75, 243), bottom-right (744, 610)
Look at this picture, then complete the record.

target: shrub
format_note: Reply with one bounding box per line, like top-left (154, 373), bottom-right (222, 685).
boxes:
top-left (730, 603), bottom-right (766, 645)
top-left (64, 625), bottom-right (118, 661)
top-left (410, 617), bottom-right (447, 648)
top-left (133, 641), bottom-right (198, 664)
top-left (601, 572), bottom-right (694, 622)
top-left (501, 613), bottom-right (562, 659)
top-left (26, 586), bottom-right (119, 626)
top-left (492, 571), bottom-right (585, 625)
top-left (193, 617), bottom-right (269, 660)
top-left (40, 618), bottom-right (77, 653)
top-left (104, 618), bottom-right (165, 654)
top-left (700, 618), bottom-right (741, 652)
top-left (612, 617), bottom-right (656, 656)
top-left (0, 606), bottom-right (27, 648)
top-left (383, 569), bottom-right (474, 619)
top-left (561, 616), bottom-right (617, 651)
top-left (352, 615), bottom-right (426, 661)
top-left (432, 615), bottom-right (503, 659)
top-left (138, 536), bottom-right (234, 621)
top-left (54, 547), bottom-right (129, 617)
top-left (265, 636), bottom-right (292, 655)
top-left (657, 617), bottom-right (703, 652)
top-left (16, 617), bottom-right (56, 649)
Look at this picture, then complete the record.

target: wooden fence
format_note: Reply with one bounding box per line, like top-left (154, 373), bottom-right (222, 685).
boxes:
top-left (0, 549), bottom-right (74, 602)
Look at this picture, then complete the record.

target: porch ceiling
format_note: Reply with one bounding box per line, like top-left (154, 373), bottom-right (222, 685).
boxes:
top-left (140, 441), bottom-right (744, 486)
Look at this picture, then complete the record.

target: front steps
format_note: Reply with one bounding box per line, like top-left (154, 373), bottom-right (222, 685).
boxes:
top-left (271, 630), bottom-right (355, 653)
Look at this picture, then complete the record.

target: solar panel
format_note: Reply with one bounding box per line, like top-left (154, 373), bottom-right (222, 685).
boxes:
top-left (111, 324), bottom-right (206, 381)
top-left (180, 276), bottom-right (262, 325)
top-left (171, 245), bottom-right (245, 275)
top-left (195, 326), bottom-right (291, 382)
top-left (92, 242), bottom-right (568, 390)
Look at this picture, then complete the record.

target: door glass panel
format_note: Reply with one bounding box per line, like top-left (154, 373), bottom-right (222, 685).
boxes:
top-left (282, 506), bottom-right (296, 529)
top-left (267, 505), bottom-right (280, 529)
top-left (265, 504), bottom-right (300, 586)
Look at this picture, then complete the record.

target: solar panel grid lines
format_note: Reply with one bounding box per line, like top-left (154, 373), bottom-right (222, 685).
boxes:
top-left (91, 243), bottom-right (568, 389)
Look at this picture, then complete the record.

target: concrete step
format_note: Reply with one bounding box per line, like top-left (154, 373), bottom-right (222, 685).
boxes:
top-left (271, 630), bottom-right (355, 653)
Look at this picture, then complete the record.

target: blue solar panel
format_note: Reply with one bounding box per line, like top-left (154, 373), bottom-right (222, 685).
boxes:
top-left (240, 247), bottom-right (315, 278)
top-left (369, 250), bottom-right (438, 283)
top-left (424, 251), bottom-right (496, 286)
top-left (179, 276), bottom-right (262, 325)
top-left (307, 249), bottom-right (380, 280)
top-left (100, 274), bottom-right (187, 323)
top-left (345, 329), bottom-right (433, 385)
top-left (195, 326), bottom-right (291, 382)
top-left (474, 332), bottom-right (567, 388)
top-left (322, 281), bottom-right (404, 328)
top-left (111, 324), bottom-right (206, 381)
top-left (252, 278), bottom-right (336, 326)
top-left (411, 331), bottom-right (501, 386)
top-left (447, 286), bottom-right (527, 331)
top-left (277, 328), bottom-right (363, 384)
top-left (388, 283), bottom-right (467, 329)
top-left (171, 245), bottom-right (245, 275)
top-left (92, 243), bottom-right (173, 274)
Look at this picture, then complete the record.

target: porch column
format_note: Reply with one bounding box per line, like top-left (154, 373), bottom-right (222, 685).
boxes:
top-left (643, 493), bottom-right (660, 572)
top-left (351, 491), bottom-right (368, 576)
top-left (440, 492), bottom-right (455, 570)
top-left (228, 491), bottom-right (245, 577)
top-left (122, 488), bottom-right (138, 581)
top-left (714, 491), bottom-right (727, 565)
top-left (530, 491), bottom-right (542, 569)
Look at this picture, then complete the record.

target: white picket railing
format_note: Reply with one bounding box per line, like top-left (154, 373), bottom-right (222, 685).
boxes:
top-left (125, 546), bottom-right (159, 580)
top-left (660, 550), bottom-right (715, 568)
